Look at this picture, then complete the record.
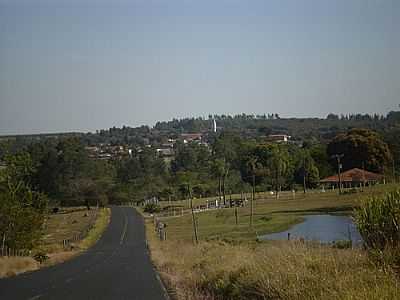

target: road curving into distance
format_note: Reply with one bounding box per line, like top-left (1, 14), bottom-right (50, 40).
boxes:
top-left (0, 206), bottom-right (167, 300)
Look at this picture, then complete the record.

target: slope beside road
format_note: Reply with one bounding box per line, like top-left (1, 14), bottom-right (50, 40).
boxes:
top-left (0, 206), bottom-right (167, 300)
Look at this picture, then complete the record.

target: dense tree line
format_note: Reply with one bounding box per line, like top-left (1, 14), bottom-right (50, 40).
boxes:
top-left (1, 111), bottom-right (398, 251)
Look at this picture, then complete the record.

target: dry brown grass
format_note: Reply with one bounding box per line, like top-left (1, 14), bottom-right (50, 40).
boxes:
top-left (0, 257), bottom-right (38, 278)
top-left (41, 207), bottom-right (99, 253)
top-left (43, 251), bottom-right (78, 267)
top-left (146, 220), bottom-right (400, 300)
top-left (0, 207), bottom-right (110, 279)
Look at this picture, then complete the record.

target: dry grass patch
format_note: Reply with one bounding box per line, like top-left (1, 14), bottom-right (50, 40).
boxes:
top-left (0, 207), bottom-right (110, 278)
top-left (147, 221), bottom-right (399, 300)
top-left (0, 257), bottom-right (38, 278)
top-left (41, 207), bottom-right (98, 253)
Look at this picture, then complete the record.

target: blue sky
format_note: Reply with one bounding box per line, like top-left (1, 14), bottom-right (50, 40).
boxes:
top-left (0, 0), bottom-right (399, 134)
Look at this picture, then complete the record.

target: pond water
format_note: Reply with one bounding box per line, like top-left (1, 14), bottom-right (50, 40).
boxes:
top-left (260, 215), bottom-right (363, 245)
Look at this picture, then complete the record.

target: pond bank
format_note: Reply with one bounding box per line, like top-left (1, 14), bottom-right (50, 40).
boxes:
top-left (260, 214), bottom-right (363, 245)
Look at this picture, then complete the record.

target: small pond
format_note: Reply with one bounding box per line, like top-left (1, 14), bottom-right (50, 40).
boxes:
top-left (260, 215), bottom-right (363, 245)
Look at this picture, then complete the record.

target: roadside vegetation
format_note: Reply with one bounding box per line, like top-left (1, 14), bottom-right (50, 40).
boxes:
top-left (145, 185), bottom-right (400, 299)
top-left (0, 207), bottom-right (110, 278)
top-left (79, 207), bottom-right (110, 250)
top-left (0, 137), bottom-right (113, 277)
top-left (148, 238), bottom-right (399, 300)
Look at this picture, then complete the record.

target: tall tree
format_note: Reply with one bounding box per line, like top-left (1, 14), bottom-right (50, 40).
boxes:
top-left (0, 152), bottom-right (47, 250)
top-left (327, 128), bottom-right (392, 173)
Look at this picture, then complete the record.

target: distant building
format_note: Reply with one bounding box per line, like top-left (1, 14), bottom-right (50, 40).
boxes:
top-left (212, 119), bottom-right (217, 133)
top-left (267, 134), bottom-right (291, 143)
top-left (156, 148), bottom-right (174, 157)
top-left (320, 168), bottom-right (384, 188)
top-left (180, 133), bottom-right (203, 144)
top-left (161, 142), bottom-right (174, 148)
top-left (85, 144), bottom-right (127, 160)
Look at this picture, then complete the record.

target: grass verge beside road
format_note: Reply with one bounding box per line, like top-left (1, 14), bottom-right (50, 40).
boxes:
top-left (79, 207), bottom-right (111, 250)
top-left (147, 236), bottom-right (400, 300)
top-left (0, 207), bottom-right (110, 278)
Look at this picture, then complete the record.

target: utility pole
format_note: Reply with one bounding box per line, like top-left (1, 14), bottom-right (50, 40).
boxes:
top-left (235, 203), bottom-right (238, 226)
top-left (332, 154), bottom-right (344, 194)
top-left (218, 177), bottom-right (222, 206)
top-left (222, 175), bottom-right (226, 206)
top-left (303, 155), bottom-right (307, 194)
top-left (362, 162), bottom-right (366, 190)
top-left (188, 184), bottom-right (198, 244)
top-left (250, 172), bottom-right (255, 227)
top-left (393, 157), bottom-right (396, 184)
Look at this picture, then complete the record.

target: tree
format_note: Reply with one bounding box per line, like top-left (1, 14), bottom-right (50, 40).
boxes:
top-left (309, 143), bottom-right (333, 179)
top-left (175, 171), bottom-right (198, 243)
top-left (383, 128), bottom-right (400, 182)
top-left (295, 149), bottom-right (320, 192)
top-left (253, 144), bottom-right (291, 198)
top-left (211, 158), bottom-right (229, 205)
top-left (327, 129), bottom-right (392, 173)
top-left (245, 156), bottom-right (259, 227)
top-left (0, 153), bottom-right (47, 250)
top-left (159, 186), bottom-right (175, 203)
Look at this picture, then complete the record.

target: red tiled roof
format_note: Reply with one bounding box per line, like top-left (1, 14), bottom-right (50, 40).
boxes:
top-left (181, 133), bottom-right (203, 140)
top-left (320, 168), bottom-right (383, 183)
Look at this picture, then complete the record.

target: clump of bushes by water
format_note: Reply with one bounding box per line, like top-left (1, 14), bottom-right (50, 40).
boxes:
top-left (355, 189), bottom-right (400, 269)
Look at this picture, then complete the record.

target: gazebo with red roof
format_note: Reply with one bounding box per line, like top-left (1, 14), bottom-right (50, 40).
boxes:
top-left (320, 168), bottom-right (383, 188)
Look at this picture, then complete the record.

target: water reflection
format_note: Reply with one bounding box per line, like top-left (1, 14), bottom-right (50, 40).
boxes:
top-left (261, 215), bottom-right (363, 245)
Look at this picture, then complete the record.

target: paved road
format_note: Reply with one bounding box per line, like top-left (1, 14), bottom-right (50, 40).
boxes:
top-left (0, 206), bottom-right (167, 300)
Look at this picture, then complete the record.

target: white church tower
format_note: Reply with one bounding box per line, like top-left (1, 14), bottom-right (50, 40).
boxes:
top-left (212, 119), bottom-right (217, 133)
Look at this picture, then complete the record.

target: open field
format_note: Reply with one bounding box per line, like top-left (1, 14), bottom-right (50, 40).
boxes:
top-left (146, 233), bottom-right (400, 300)
top-left (145, 184), bottom-right (400, 299)
top-left (41, 207), bottom-right (99, 253)
top-left (0, 207), bottom-right (110, 278)
top-left (156, 184), bottom-right (399, 242)
top-left (158, 184), bottom-right (398, 210)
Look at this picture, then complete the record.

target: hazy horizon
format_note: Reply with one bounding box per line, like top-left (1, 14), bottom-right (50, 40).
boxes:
top-left (1, 1), bottom-right (399, 135)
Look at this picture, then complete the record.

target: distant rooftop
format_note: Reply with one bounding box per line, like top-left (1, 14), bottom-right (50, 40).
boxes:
top-left (320, 168), bottom-right (383, 183)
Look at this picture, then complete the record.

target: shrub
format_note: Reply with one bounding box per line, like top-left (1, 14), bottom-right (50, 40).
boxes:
top-left (33, 251), bottom-right (49, 264)
top-left (355, 190), bottom-right (400, 269)
top-left (144, 203), bottom-right (161, 214)
top-left (332, 240), bottom-right (352, 249)
top-left (355, 190), bottom-right (400, 250)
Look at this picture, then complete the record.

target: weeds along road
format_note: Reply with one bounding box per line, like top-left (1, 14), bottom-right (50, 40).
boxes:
top-left (0, 206), bottom-right (167, 300)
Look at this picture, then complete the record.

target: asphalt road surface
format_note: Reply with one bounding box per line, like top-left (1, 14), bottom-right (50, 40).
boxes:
top-left (0, 206), bottom-right (167, 300)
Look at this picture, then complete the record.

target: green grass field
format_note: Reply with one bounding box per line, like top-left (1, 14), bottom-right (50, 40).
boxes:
top-left (156, 184), bottom-right (399, 242)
